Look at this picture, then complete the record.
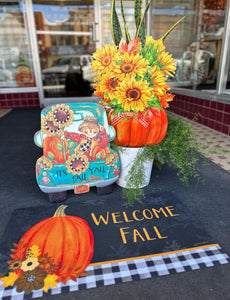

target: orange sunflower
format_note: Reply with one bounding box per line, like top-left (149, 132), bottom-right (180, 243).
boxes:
top-left (157, 51), bottom-right (176, 76)
top-left (118, 52), bottom-right (148, 79)
top-left (115, 78), bottom-right (152, 112)
top-left (158, 93), bottom-right (175, 108)
top-left (99, 73), bottom-right (121, 100)
top-left (149, 65), bottom-right (170, 97)
top-left (91, 44), bottom-right (121, 73)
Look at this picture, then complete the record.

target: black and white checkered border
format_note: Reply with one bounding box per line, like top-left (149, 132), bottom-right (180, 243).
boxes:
top-left (0, 244), bottom-right (229, 300)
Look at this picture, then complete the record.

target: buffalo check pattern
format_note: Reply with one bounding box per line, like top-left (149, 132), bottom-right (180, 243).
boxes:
top-left (0, 244), bottom-right (229, 300)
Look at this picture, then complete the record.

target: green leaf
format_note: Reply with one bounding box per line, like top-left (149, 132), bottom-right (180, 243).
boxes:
top-left (147, 98), bottom-right (162, 110)
top-left (120, 0), bottom-right (131, 43)
top-left (134, 0), bottom-right (143, 29)
top-left (135, 1), bottom-right (151, 47)
top-left (111, 0), bottom-right (123, 46)
top-left (56, 143), bottom-right (63, 151)
top-left (47, 151), bottom-right (55, 160)
top-left (161, 16), bottom-right (185, 41)
top-left (68, 141), bottom-right (75, 149)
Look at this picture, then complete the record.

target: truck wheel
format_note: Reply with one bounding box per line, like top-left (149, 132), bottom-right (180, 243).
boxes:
top-left (97, 184), bottom-right (113, 195)
top-left (48, 191), bottom-right (67, 203)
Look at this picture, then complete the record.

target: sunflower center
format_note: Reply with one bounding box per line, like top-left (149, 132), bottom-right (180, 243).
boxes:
top-left (121, 63), bottom-right (134, 73)
top-left (101, 55), bottom-right (111, 67)
top-left (54, 109), bottom-right (69, 123)
top-left (109, 79), bottom-right (118, 89)
top-left (46, 120), bottom-right (59, 132)
top-left (126, 88), bottom-right (141, 101)
top-left (27, 274), bottom-right (36, 283)
top-left (71, 158), bottom-right (85, 171)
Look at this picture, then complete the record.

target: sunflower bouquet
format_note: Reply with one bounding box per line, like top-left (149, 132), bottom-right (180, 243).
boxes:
top-left (91, 0), bottom-right (184, 148)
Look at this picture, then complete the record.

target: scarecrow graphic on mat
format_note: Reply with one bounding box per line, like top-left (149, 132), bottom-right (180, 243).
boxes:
top-left (63, 116), bottom-right (111, 161)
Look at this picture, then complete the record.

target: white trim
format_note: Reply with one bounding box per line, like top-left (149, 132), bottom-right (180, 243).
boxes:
top-left (216, 0), bottom-right (230, 94)
top-left (26, 0), bottom-right (44, 105)
top-left (37, 30), bottom-right (92, 36)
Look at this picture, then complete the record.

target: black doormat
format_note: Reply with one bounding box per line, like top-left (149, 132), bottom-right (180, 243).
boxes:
top-left (0, 192), bottom-right (229, 299)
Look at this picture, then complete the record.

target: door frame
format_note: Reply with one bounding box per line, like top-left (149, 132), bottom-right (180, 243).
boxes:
top-left (27, 0), bottom-right (101, 107)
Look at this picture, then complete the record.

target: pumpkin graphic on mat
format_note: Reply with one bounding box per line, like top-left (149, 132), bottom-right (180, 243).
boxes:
top-left (108, 107), bottom-right (168, 147)
top-left (13, 205), bottom-right (94, 283)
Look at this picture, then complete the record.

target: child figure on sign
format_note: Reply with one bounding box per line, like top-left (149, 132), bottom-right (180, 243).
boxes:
top-left (64, 116), bottom-right (111, 161)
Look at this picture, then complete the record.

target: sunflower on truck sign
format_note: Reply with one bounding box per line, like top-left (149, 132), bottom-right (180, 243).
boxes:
top-left (34, 103), bottom-right (120, 202)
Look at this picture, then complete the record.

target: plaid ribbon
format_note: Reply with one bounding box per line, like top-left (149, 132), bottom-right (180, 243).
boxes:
top-left (111, 110), bottom-right (154, 128)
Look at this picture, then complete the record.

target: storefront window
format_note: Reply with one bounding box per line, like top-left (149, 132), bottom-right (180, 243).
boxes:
top-left (150, 0), bottom-right (227, 91)
top-left (0, 1), bottom-right (36, 88)
top-left (33, 0), bottom-right (96, 98)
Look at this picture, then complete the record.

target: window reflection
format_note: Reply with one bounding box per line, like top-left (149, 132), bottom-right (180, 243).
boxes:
top-left (33, 0), bottom-right (96, 98)
top-left (150, 0), bottom-right (227, 90)
top-left (0, 1), bottom-right (35, 88)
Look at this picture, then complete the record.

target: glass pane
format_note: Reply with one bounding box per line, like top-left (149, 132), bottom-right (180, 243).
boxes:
top-left (33, 0), bottom-right (96, 98)
top-left (0, 1), bottom-right (36, 88)
top-left (100, 0), bottom-right (146, 45)
top-left (150, 0), bottom-right (227, 91)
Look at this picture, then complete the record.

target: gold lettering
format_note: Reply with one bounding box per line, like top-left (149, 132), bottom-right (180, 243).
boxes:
top-left (133, 229), bottom-right (145, 242)
top-left (91, 212), bottom-right (109, 226)
top-left (120, 227), bottom-right (130, 244)
top-left (143, 227), bottom-right (156, 241)
top-left (151, 207), bottom-right (168, 218)
top-left (143, 209), bottom-right (153, 220)
top-left (153, 226), bottom-right (168, 239)
top-left (132, 210), bottom-right (144, 221)
top-left (165, 206), bottom-right (180, 217)
top-left (123, 212), bottom-right (134, 222)
top-left (111, 212), bottom-right (123, 224)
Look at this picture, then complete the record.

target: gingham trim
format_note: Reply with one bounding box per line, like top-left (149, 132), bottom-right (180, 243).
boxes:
top-left (111, 111), bottom-right (152, 128)
top-left (0, 244), bottom-right (229, 300)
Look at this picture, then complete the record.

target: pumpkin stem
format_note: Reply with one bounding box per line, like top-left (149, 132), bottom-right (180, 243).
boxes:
top-left (53, 205), bottom-right (67, 217)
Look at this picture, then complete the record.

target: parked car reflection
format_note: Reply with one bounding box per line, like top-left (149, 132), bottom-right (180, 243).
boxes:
top-left (42, 54), bottom-right (96, 86)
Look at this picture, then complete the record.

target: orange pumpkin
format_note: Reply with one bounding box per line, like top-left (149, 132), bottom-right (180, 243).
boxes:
top-left (108, 107), bottom-right (168, 147)
top-left (43, 136), bottom-right (70, 163)
top-left (15, 73), bottom-right (36, 87)
top-left (14, 205), bottom-right (94, 282)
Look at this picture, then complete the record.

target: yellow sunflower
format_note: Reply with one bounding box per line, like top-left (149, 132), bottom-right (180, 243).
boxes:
top-left (157, 51), bottom-right (176, 76)
top-left (99, 73), bottom-right (121, 100)
top-left (118, 52), bottom-right (148, 79)
top-left (66, 154), bottom-right (89, 175)
top-left (149, 65), bottom-right (169, 97)
top-left (105, 152), bottom-right (118, 167)
top-left (91, 44), bottom-right (121, 73)
top-left (116, 78), bottom-right (152, 112)
top-left (41, 112), bottom-right (62, 136)
top-left (37, 157), bottom-right (53, 170)
top-left (21, 257), bottom-right (39, 272)
top-left (50, 104), bottom-right (74, 128)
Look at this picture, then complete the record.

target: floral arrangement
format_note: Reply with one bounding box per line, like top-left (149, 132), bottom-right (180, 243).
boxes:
top-left (0, 242), bottom-right (65, 294)
top-left (91, 0), bottom-right (184, 133)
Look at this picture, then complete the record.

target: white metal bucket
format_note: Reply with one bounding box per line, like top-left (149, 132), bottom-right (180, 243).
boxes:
top-left (116, 146), bottom-right (154, 188)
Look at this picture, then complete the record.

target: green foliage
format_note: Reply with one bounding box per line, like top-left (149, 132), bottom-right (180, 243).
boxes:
top-left (111, 0), bottom-right (150, 46)
top-left (121, 115), bottom-right (202, 204)
top-left (111, 0), bottom-right (123, 46)
top-left (120, 0), bottom-right (131, 43)
top-left (135, 1), bottom-right (151, 47)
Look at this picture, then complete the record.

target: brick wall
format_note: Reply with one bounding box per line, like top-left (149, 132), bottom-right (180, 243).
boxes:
top-left (0, 92), bottom-right (40, 108)
top-left (0, 91), bottom-right (229, 135)
top-left (168, 93), bottom-right (230, 135)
